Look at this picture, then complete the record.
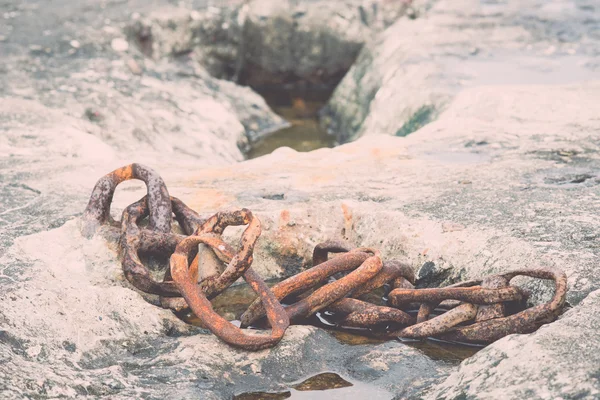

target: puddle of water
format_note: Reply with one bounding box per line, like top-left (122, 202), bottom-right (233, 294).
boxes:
top-left (292, 372), bottom-right (353, 391)
top-left (234, 391), bottom-right (291, 400)
top-left (234, 372), bottom-right (393, 400)
top-left (246, 85), bottom-right (336, 159)
top-left (310, 310), bottom-right (481, 364)
top-left (398, 337), bottom-right (482, 363)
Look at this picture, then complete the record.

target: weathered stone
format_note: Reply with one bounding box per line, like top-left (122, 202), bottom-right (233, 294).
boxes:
top-left (239, 0), bottom-right (413, 86)
top-left (128, 0), bottom-right (414, 86)
top-left (323, 0), bottom-right (600, 143)
top-left (2, 0), bottom-right (600, 399)
top-left (0, 220), bottom-right (445, 398)
top-left (126, 5), bottom-right (245, 79)
top-left (425, 289), bottom-right (600, 400)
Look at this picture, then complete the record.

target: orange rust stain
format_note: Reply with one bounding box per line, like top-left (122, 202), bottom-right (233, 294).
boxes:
top-left (296, 172), bottom-right (337, 188)
top-left (292, 97), bottom-right (308, 117)
top-left (341, 203), bottom-right (354, 237)
top-left (115, 164), bottom-right (134, 181)
top-left (187, 188), bottom-right (234, 211)
top-left (189, 254), bottom-right (199, 281)
top-left (178, 165), bottom-right (259, 186)
top-left (341, 203), bottom-right (353, 223)
top-left (279, 210), bottom-right (290, 229)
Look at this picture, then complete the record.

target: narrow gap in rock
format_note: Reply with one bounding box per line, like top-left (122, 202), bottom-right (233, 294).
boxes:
top-left (244, 81), bottom-right (340, 159)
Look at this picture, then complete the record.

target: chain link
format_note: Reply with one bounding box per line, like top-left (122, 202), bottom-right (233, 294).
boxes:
top-left (81, 164), bottom-right (568, 350)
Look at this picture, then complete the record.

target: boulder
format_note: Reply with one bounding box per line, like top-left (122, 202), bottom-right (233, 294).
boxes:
top-left (425, 289), bottom-right (600, 399)
top-left (322, 0), bottom-right (600, 143)
top-left (127, 0), bottom-right (415, 86)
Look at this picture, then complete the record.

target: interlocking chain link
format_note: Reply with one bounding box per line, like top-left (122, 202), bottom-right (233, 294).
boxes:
top-left (81, 164), bottom-right (568, 350)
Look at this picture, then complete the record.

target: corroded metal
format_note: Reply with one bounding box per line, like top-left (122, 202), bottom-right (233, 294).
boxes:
top-left (327, 298), bottom-right (414, 327)
top-left (475, 275), bottom-right (510, 322)
top-left (119, 197), bottom-right (179, 296)
top-left (284, 252), bottom-right (383, 322)
top-left (81, 163), bottom-right (172, 238)
top-left (240, 250), bottom-right (371, 327)
top-left (170, 230), bottom-right (290, 350)
top-left (438, 268), bottom-right (567, 344)
top-left (351, 259), bottom-right (415, 299)
top-left (82, 164), bottom-right (569, 351)
top-left (397, 303), bottom-right (478, 338)
top-left (388, 285), bottom-right (527, 307)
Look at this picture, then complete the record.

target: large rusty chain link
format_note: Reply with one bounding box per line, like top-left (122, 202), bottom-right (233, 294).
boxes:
top-left (81, 164), bottom-right (568, 351)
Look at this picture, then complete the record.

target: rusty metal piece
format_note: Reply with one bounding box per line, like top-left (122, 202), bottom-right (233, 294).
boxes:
top-left (327, 298), bottom-right (414, 327)
top-left (119, 197), bottom-right (180, 296)
top-left (312, 240), bottom-right (352, 266)
top-left (158, 208), bottom-right (258, 309)
top-left (160, 209), bottom-right (257, 309)
top-left (171, 196), bottom-right (205, 235)
top-left (119, 195), bottom-right (214, 297)
top-left (198, 209), bottom-right (262, 299)
top-left (160, 207), bottom-right (260, 311)
top-left (170, 233), bottom-right (289, 350)
top-left (195, 209), bottom-right (252, 235)
top-left (416, 303), bottom-right (436, 324)
top-left (284, 253), bottom-right (383, 322)
top-left (240, 250), bottom-right (371, 327)
top-left (82, 164), bottom-right (570, 351)
top-left (438, 300), bottom-right (464, 309)
top-left (157, 208), bottom-right (257, 311)
top-left (81, 163), bottom-right (172, 238)
top-left (393, 276), bottom-right (415, 290)
top-left (475, 275), bottom-right (510, 322)
top-left (414, 280), bottom-right (483, 323)
top-left (396, 303), bottom-right (478, 339)
top-left (351, 259), bottom-right (415, 299)
top-left (388, 284), bottom-right (526, 307)
top-left (438, 267), bottom-right (567, 344)
top-left (160, 242), bottom-right (225, 311)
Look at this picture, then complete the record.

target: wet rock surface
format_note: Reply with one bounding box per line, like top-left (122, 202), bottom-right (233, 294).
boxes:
top-left (1, 0), bottom-right (600, 399)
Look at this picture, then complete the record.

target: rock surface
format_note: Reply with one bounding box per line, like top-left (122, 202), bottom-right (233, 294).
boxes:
top-left (425, 288), bottom-right (600, 400)
top-left (323, 0), bottom-right (600, 143)
top-left (1, 0), bottom-right (288, 160)
top-left (128, 0), bottom-right (414, 86)
top-left (1, 0), bottom-right (600, 399)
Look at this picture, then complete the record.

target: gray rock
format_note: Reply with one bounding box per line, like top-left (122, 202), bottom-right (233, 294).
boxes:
top-left (2, 1), bottom-right (600, 399)
top-left (128, 0), bottom-right (413, 86)
top-left (425, 289), bottom-right (600, 400)
top-left (0, 220), bottom-right (444, 398)
top-left (3, 54), bottom-right (289, 162)
top-left (322, 0), bottom-right (600, 143)
top-left (239, 0), bottom-right (412, 86)
top-left (126, 5), bottom-right (245, 79)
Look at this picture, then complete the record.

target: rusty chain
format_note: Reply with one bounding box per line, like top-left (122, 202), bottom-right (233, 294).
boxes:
top-left (81, 164), bottom-right (568, 351)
